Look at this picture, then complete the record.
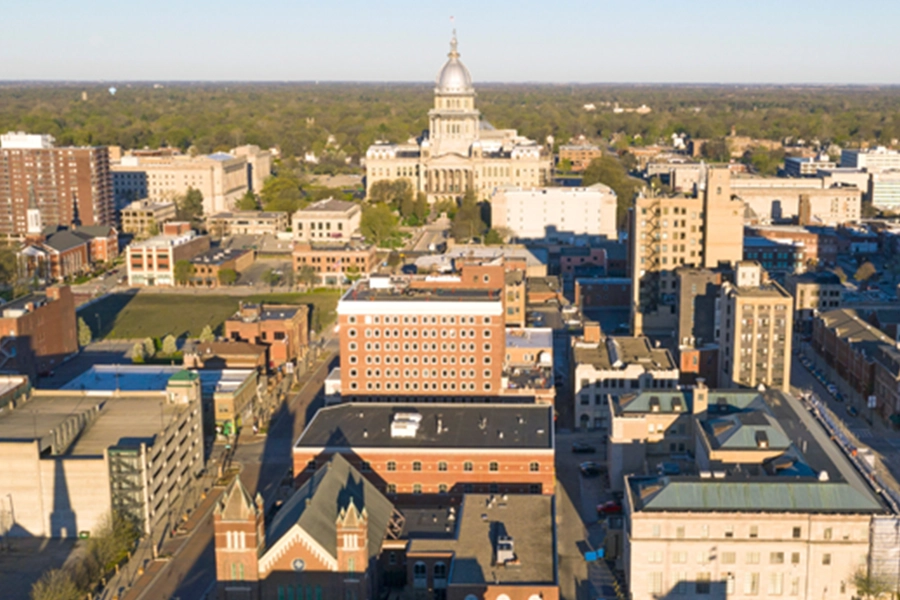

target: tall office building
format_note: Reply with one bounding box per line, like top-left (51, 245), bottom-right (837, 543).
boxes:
top-left (630, 167), bottom-right (744, 337)
top-left (0, 132), bottom-right (114, 236)
top-left (716, 262), bottom-right (793, 392)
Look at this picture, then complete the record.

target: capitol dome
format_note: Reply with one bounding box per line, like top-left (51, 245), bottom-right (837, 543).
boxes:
top-left (435, 32), bottom-right (473, 94)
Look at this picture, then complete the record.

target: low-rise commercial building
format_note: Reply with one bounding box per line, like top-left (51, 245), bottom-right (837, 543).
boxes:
top-left (190, 247), bottom-right (255, 287)
top-left (120, 199), bottom-right (177, 238)
top-left (293, 403), bottom-right (555, 497)
top-left (225, 302), bottom-right (309, 369)
top-left (841, 146), bottom-right (900, 171)
top-left (731, 176), bottom-right (861, 225)
top-left (502, 327), bottom-right (554, 404)
top-left (292, 241), bottom-right (377, 286)
top-left (743, 235), bottom-right (805, 274)
top-left (206, 211), bottom-right (289, 239)
top-left (490, 184), bottom-right (617, 241)
top-left (784, 271), bottom-right (842, 329)
top-left (291, 198), bottom-right (361, 242)
top-left (558, 143), bottom-right (602, 172)
top-left (0, 286), bottom-right (77, 380)
top-left (0, 367), bottom-right (204, 538)
top-left (126, 222), bottom-right (211, 286)
top-left (783, 156), bottom-right (836, 177)
top-left (572, 323), bottom-right (679, 431)
top-left (747, 224), bottom-right (840, 268)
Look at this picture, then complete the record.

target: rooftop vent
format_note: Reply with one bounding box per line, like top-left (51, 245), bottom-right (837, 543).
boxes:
top-left (495, 535), bottom-right (516, 565)
top-left (649, 396), bottom-right (661, 413)
top-left (818, 470), bottom-right (830, 482)
top-left (390, 412), bottom-right (422, 438)
top-left (755, 431), bottom-right (769, 449)
top-left (671, 397), bottom-right (683, 412)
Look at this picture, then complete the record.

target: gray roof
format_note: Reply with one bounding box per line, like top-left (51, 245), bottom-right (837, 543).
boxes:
top-left (505, 328), bottom-right (553, 349)
top-left (266, 454), bottom-right (394, 560)
top-left (74, 225), bottom-right (115, 238)
top-left (618, 391), bottom-right (690, 414)
top-left (44, 230), bottom-right (87, 252)
top-left (630, 477), bottom-right (884, 513)
top-left (574, 336), bottom-right (675, 371)
top-left (407, 494), bottom-right (556, 585)
top-left (301, 198), bottom-right (358, 213)
top-left (295, 403), bottom-right (553, 450)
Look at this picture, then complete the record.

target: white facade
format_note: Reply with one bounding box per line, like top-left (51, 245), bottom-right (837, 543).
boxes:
top-left (0, 132), bottom-right (55, 150)
top-left (841, 147), bottom-right (900, 171)
top-left (490, 184), bottom-right (617, 241)
top-left (869, 171), bottom-right (900, 210)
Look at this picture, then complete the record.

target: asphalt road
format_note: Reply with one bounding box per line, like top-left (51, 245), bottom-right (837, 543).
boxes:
top-left (411, 216), bottom-right (450, 252)
top-left (129, 342), bottom-right (338, 600)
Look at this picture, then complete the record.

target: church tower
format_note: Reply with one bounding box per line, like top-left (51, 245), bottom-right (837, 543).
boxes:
top-left (214, 478), bottom-right (265, 600)
top-left (336, 497), bottom-right (369, 599)
top-left (26, 185), bottom-right (42, 236)
top-left (429, 31), bottom-right (481, 158)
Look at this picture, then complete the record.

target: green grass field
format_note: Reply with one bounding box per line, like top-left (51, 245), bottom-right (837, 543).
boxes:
top-left (79, 291), bottom-right (341, 340)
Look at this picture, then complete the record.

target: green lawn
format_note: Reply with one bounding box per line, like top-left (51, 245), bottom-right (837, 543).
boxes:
top-left (79, 291), bottom-right (341, 340)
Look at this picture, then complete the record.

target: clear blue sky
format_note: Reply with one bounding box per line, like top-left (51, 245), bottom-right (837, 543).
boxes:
top-left (2, 0), bottom-right (899, 83)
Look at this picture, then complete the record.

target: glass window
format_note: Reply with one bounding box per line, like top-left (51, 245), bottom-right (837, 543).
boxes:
top-left (489, 462), bottom-right (499, 472)
top-left (412, 461), bottom-right (422, 472)
top-left (464, 461), bottom-right (473, 472)
top-left (386, 461), bottom-right (396, 472)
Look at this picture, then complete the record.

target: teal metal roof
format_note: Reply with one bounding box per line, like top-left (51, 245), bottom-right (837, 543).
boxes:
top-left (631, 477), bottom-right (884, 514)
top-left (618, 391), bottom-right (690, 414)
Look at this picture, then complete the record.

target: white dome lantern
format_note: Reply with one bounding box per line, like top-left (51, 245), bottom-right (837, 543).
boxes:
top-left (435, 31), bottom-right (473, 95)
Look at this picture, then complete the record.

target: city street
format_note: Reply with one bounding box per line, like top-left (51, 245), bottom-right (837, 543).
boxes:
top-left (410, 215), bottom-right (450, 252)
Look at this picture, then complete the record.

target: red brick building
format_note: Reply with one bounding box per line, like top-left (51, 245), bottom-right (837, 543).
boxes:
top-left (0, 132), bottom-right (114, 235)
top-left (292, 241), bottom-right (377, 286)
top-left (225, 302), bottom-right (309, 368)
top-left (339, 277), bottom-right (506, 401)
top-left (293, 403), bottom-right (555, 498)
top-left (214, 454), bottom-right (559, 600)
top-left (0, 285), bottom-right (77, 380)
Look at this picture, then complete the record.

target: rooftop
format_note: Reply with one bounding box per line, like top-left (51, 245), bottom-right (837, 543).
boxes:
top-left (505, 328), bottom-right (553, 350)
top-left (130, 229), bottom-right (200, 249)
top-left (190, 247), bottom-right (252, 266)
top-left (339, 277), bottom-right (503, 304)
top-left (574, 336), bottom-right (676, 372)
top-left (298, 198), bottom-right (359, 213)
top-left (209, 211), bottom-right (285, 220)
top-left (617, 391), bottom-right (691, 414)
top-left (407, 494), bottom-right (556, 585)
top-left (60, 365), bottom-right (254, 398)
top-left (295, 403), bottom-right (553, 450)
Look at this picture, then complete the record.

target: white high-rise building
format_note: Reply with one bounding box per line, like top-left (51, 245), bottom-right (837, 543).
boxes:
top-left (841, 147), bottom-right (900, 171)
top-left (490, 184), bottom-right (618, 241)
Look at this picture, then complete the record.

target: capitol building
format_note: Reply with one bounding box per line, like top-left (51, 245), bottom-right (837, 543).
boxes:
top-left (365, 33), bottom-right (552, 202)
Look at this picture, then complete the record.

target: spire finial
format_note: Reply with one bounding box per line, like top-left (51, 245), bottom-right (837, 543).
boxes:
top-left (449, 16), bottom-right (458, 58)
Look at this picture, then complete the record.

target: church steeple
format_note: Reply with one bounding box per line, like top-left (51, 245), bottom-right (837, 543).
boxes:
top-left (70, 191), bottom-right (81, 228)
top-left (26, 184), bottom-right (42, 236)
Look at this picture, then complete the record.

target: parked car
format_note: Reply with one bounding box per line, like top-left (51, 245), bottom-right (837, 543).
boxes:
top-left (834, 392), bottom-right (844, 403)
top-left (572, 442), bottom-right (597, 454)
top-left (596, 501), bottom-right (623, 516)
top-left (847, 405), bottom-right (859, 417)
top-left (827, 384), bottom-right (838, 395)
top-left (580, 461), bottom-right (603, 477)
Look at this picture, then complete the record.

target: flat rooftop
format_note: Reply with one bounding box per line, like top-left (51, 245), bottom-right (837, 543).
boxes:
top-left (299, 198), bottom-right (358, 213)
top-left (190, 247), bottom-right (252, 265)
top-left (61, 365), bottom-right (254, 397)
top-left (295, 403), bottom-right (553, 450)
top-left (628, 388), bottom-right (886, 514)
top-left (341, 278), bottom-right (502, 303)
top-left (574, 336), bottom-right (675, 371)
top-left (407, 494), bottom-right (556, 585)
top-left (505, 328), bottom-right (553, 350)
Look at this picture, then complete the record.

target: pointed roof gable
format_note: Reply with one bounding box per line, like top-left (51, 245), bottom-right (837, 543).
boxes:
top-left (217, 477), bottom-right (260, 521)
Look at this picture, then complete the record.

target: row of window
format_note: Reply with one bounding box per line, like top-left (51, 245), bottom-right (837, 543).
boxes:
top-left (349, 328), bottom-right (492, 339)
top-left (650, 524), bottom-right (848, 541)
top-left (649, 550), bottom-right (833, 566)
top-left (348, 315), bottom-right (491, 325)
top-left (350, 380), bottom-right (490, 392)
top-left (349, 342), bottom-right (491, 354)
top-left (350, 353), bottom-right (489, 365)
top-left (647, 571), bottom-right (827, 596)
top-left (350, 368), bottom-right (492, 379)
top-left (308, 460), bottom-right (540, 473)
top-left (385, 482), bottom-right (542, 494)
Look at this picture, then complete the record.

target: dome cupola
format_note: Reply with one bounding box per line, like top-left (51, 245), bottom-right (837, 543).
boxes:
top-left (435, 31), bottom-right (473, 95)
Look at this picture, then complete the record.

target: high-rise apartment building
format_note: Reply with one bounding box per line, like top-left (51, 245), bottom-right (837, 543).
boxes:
top-left (337, 276), bottom-right (506, 401)
top-left (630, 167), bottom-right (744, 337)
top-left (716, 262), bottom-right (793, 392)
top-left (0, 132), bottom-right (114, 236)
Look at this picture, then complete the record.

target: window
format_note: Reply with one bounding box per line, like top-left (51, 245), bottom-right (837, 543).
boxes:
top-left (823, 527), bottom-right (832, 540)
top-left (412, 461), bottom-right (422, 472)
top-left (434, 562), bottom-right (447, 580)
top-left (386, 483), bottom-right (396, 494)
top-left (529, 461), bottom-right (539, 472)
top-left (676, 526), bottom-right (685, 539)
top-left (790, 577), bottom-right (800, 596)
top-left (672, 551), bottom-right (687, 564)
top-left (792, 526), bottom-right (802, 539)
top-left (438, 461), bottom-right (448, 472)
top-left (438, 483), bottom-right (448, 493)
top-left (651, 524), bottom-right (661, 538)
top-left (746, 552), bottom-right (760, 564)
top-left (791, 552), bottom-right (800, 565)
top-left (489, 462), bottom-right (499, 472)
top-left (745, 572), bottom-right (760, 595)
top-left (463, 461), bottom-right (473, 472)
top-left (650, 572), bottom-right (663, 594)
top-left (386, 461), bottom-right (396, 472)
top-left (724, 525), bottom-right (734, 538)
top-left (768, 573), bottom-right (784, 596)
top-left (770, 552), bottom-right (784, 564)
top-left (648, 551), bottom-right (663, 563)
top-left (749, 525), bottom-right (759, 538)
top-left (721, 552), bottom-right (735, 564)
top-left (822, 553), bottom-right (831, 565)
top-left (413, 484), bottom-right (422, 495)
top-left (360, 461), bottom-right (370, 472)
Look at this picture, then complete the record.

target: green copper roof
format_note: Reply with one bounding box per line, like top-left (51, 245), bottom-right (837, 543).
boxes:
top-left (168, 369), bottom-right (200, 383)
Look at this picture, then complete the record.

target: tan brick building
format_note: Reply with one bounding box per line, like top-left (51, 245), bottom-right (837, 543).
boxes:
top-left (291, 198), bottom-right (361, 242)
top-left (126, 222), bottom-right (211, 286)
top-left (630, 167), bottom-right (744, 336)
top-left (225, 302), bottom-right (309, 369)
top-left (293, 403), bottom-right (555, 497)
top-left (207, 211), bottom-right (288, 239)
top-left (292, 241), bottom-right (377, 286)
top-left (717, 262), bottom-right (793, 392)
top-left (0, 132), bottom-right (115, 236)
top-left (558, 144), bottom-right (602, 172)
top-left (0, 285), bottom-right (76, 380)
top-left (120, 199), bottom-right (177, 238)
top-left (190, 247), bottom-right (255, 287)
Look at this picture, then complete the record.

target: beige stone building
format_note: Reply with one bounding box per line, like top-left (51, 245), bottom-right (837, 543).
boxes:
top-left (717, 262), bottom-right (793, 392)
top-left (730, 175), bottom-right (862, 225)
top-left (364, 33), bottom-right (552, 203)
top-left (784, 271), bottom-right (843, 328)
top-left (631, 167), bottom-right (744, 336)
top-left (126, 222), bottom-right (211, 286)
top-left (291, 198), bottom-right (361, 242)
top-left (572, 323), bottom-right (680, 432)
top-left (112, 151), bottom-right (248, 214)
top-left (622, 386), bottom-right (886, 600)
top-left (231, 144), bottom-right (273, 193)
top-left (120, 199), bottom-right (177, 238)
top-left (206, 211), bottom-right (288, 238)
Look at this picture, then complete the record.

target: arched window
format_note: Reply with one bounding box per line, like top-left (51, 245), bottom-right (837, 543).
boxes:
top-left (434, 562), bottom-right (447, 579)
top-left (414, 562), bottom-right (427, 577)
top-left (489, 461), bottom-right (499, 472)
top-left (463, 461), bottom-right (473, 472)
top-left (438, 461), bottom-right (448, 472)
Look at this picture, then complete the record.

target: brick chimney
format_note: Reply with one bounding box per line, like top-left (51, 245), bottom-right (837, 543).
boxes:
top-left (583, 321), bottom-right (602, 343)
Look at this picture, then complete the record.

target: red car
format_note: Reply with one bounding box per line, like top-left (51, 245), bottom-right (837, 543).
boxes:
top-left (596, 501), bottom-right (623, 516)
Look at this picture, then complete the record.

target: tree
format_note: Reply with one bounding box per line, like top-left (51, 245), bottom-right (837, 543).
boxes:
top-left (484, 229), bottom-right (505, 245)
top-left (361, 203), bottom-right (399, 246)
top-left (161, 334), bottom-right (178, 356)
top-left (262, 268), bottom-right (282, 288)
top-left (260, 172), bottom-right (303, 214)
top-left (851, 566), bottom-right (892, 600)
top-left (174, 260), bottom-right (194, 286)
top-left (77, 316), bottom-right (92, 347)
top-left (236, 190), bottom-right (259, 210)
top-left (87, 511), bottom-right (140, 574)
top-left (451, 189), bottom-right (487, 243)
top-left (558, 157), bottom-right (573, 173)
top-left (582, 154), bottom-right (644, 227)
top-left (30, 568), bottom-right (81, 600)
top-left (131, 341), bottom-right (146, 363)
top-left (700, 138), bottom-right (732, 162)
top-left (413, 192), bottom-right (429, 223)
top-left (199, 324), bottom-right (215, 343)
top-left (0, 246), bottom-right (19, 287)
top-left (855, 261), bottom-right (877, 282)
top-left (142, 337), bottom-right (156, 359)
top-left (345, 264), bottom-right (362, 282)
top-left (833, 266), bottom-right (848, 283)
top-left (297, 264), bottom-right (319, 289)
top-left (176, 187), bottom-right (204, 223)
top-left (217, 268), bottom-right (237, 286)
